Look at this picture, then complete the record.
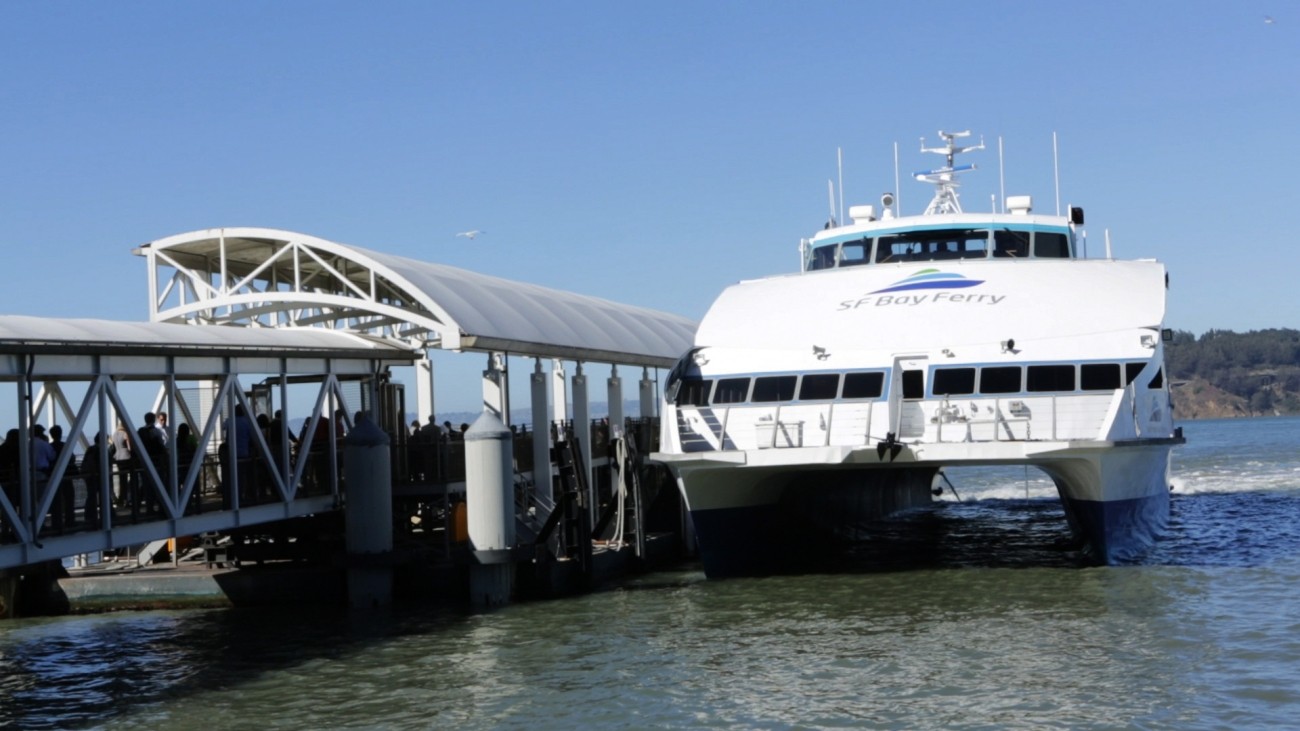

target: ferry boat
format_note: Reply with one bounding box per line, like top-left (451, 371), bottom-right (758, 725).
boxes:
top-left (652, 131), bottom-right (1183, 576)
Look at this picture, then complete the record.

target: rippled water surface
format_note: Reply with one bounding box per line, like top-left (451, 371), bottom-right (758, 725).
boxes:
top-left (3, 417), bottom-right (1300, 730)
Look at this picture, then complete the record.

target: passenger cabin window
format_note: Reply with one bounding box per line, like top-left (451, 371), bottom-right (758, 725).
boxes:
top-left (1125, 362), bottom-right (1145, 385)
top-left (810, 245), bottom-right (837, 271)
top-left (1027, 364), bottom-right (1076, 392)
top-left (1035, 232), bottom-right (1071, 258)
top-left (675, 378), bottom-right (712, 406)
top-left (799, 373), bottom-right (840, 400)
top-left (979, 366), bottom-right (1022, 394)
top-left (932, 368), bottom-right (976, 396)
top-left (902, 370), bottom-right (925, 399)
top-left (842, 371), bottom-right (885, 399)
top-left (1148, 368), bottom-right (1164, 389)
top-left (1080, 363), bottom-right (1122, 391)
top-left (752, 375), bottom-right (797, 403)
top-left (839, 239), bottom-right (870, 267)
top-left (713, 378), bottom-right (751, 404)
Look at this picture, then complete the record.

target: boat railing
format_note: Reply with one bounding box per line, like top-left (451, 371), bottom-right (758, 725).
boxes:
top-left (678, 390), bottom-right (1133, 452)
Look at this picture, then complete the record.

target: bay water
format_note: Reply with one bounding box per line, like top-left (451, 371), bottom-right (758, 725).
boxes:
top-left (2, 416), bottom-right (1299, 729)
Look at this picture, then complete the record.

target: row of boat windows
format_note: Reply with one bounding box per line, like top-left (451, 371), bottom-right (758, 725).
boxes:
top-left (808, 228), bottom-right (1071, 271)
top-left (673, 362), bottom-right (1162, 407)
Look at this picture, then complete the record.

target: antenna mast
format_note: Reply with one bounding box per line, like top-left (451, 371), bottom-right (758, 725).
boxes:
top-left (998, 136), bottom-right (1006, 214)
top-left (893, 141), bottom-right (901, 215)
top-left (837, 147), bottom-right (845, 226)
top-left (916, 130), bottom-right (984, 215)
top-left (1053, 131), bottom-right (1061, 216)
top-left (826, 179), bottom-right (836, 228)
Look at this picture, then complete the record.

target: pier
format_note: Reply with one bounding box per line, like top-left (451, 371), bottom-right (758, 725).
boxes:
top-left (0, 228), bottom-right (697, 617)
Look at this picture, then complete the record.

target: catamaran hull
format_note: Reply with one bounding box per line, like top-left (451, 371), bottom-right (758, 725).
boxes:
top-left (665, 440), bottom-right (1177, 577)
top-left (677, 465), bottom-right (938, 576)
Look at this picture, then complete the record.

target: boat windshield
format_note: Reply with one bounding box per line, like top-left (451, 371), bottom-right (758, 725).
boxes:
top-left (806, 227), bottom-right (1071, 270)
top-left (877, 229), bottom-right (988, 263)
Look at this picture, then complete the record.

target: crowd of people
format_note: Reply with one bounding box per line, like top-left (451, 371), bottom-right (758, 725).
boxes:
top-left (0, 404), bottom-right (357, 541)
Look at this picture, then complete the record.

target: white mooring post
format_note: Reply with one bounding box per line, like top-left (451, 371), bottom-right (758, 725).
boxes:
top-left (344, 414), bottom-right (393, 609)
top-left (465, 410), bottom-right (516, 608)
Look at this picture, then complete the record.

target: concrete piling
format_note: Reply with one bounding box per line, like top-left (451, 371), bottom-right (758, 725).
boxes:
top-left (465, 410), bottom-right (515, 607)
top-left (343, 414), bottom-right (393, 609)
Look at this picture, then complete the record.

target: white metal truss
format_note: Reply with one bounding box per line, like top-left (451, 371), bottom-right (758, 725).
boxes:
top-left (139, 228), bottom-right (460, 351)
top-left (136, 227), bottom-right (698, 367)
top-left (0, 320), bottom-right (416, 571)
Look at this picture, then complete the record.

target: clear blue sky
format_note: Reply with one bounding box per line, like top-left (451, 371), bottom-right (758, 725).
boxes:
top-left (2, 2), bottom-right (1295, 412)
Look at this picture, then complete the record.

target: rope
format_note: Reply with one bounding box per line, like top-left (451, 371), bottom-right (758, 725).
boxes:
top-left (609, 436), bottom-right (629, 546)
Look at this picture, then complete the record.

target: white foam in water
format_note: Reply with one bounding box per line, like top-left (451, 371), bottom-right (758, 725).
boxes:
top-left (934, 466), bottom-right (1057, 502)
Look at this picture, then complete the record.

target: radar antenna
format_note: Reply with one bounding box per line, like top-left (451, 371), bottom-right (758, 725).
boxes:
top-left (915, 130), bottom-right (985, 215)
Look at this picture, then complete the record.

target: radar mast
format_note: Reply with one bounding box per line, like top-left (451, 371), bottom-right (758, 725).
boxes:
top-left (915, 130), bottom-right (984, 215)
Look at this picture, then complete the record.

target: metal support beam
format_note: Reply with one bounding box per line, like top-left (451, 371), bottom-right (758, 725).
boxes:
top-left (530, 359), bottom-right (552, 502)
top-left (640, 367), bottom-right (656, 419)
top-left (550, 359), bottom-right (567, 426)
top-left (415, 354), bottom-right (434, 427)
top-left (607, 365), bottom-right (624, 436)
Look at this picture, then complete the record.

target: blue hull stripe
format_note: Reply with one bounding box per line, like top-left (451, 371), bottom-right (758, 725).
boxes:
top-left (1062, 490), bottom-right (1170, 564)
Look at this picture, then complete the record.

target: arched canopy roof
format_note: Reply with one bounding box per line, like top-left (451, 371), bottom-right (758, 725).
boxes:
top-left (137, 228), bottom-right (696, 367)
top-left (0, 314), bottom-right (417, 377)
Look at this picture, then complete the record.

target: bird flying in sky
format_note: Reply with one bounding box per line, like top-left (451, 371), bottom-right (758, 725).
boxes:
top-left (456, 230), bottom-right (485, 240)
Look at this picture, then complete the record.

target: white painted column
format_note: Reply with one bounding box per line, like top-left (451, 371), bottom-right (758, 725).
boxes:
top-left (550, 359), bottom-right (567, 428)
top-left (607, 365), bottom-right (624, 438)
top-left (639, 367), bottom-right (657, 419)
top-left (482, 352), bottom-right (508, 420)
top-left (571, 363), bottom-right (592, 521)
top-left (415, 354), bottom-right (435, 426)
top-left (530, 359), bottom-right (553, 502)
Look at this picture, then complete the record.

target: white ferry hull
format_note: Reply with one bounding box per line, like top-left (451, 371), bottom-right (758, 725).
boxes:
top-left (659, 438), bottom-right (1177, 576)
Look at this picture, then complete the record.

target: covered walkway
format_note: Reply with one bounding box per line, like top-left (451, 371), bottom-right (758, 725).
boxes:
top-left (0, 316), bottom-right (417, 570)
top-left (136, 227), bottom-right (698, 499)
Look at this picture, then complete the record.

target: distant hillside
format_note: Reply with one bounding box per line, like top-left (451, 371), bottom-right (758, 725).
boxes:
top-left (1167, 328), bottom-right (1300, 418)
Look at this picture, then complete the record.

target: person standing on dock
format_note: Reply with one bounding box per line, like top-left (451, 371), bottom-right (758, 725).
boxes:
top-left (48, 425), bottom-right (76, 531)
top-left (81, 432), bottom-right (104, 526)
top-left (136, 413), bottom-right (167, 517)
top-left (0, 429), bottom-right (19, 540)
top-left (29, 425), bottom-right (56, 532)
top-left (111, 420), bottom-right (134, 514)
top-left (223, 405), bottom-right (255, 508)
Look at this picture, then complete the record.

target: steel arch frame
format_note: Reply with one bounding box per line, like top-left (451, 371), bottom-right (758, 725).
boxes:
top-left (140, 228), bottom-right (462, 351)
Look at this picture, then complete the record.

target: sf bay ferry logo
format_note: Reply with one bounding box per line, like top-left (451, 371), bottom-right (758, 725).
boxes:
top-left (870, 269), bottom-right (983, 294)
top-left (837, 269), bottom-right (1004, 310)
